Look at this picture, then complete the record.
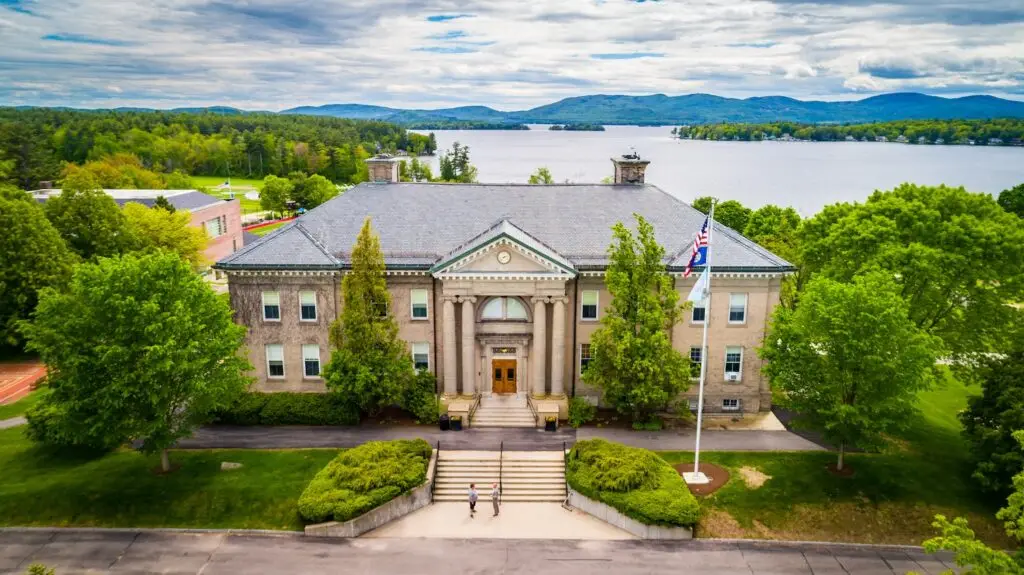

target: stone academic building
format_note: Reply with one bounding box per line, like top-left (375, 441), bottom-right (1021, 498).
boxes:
top-left (215, 155), bottom-right (794, 423)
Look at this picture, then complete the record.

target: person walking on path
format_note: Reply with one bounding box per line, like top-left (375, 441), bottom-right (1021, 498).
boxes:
top-left (491, 482), bottom-right (500, 517)
top-left (468, 484), bottom-right (478, 518)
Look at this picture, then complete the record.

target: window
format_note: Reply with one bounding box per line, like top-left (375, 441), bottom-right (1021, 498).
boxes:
top-left (581, 290), bottom-right (599, 320)
top-left (691, 299), bottom-right (706, 323)
top-left (481, 297), bottom-right (528, 321)
top-left (725, 346), bottom-right (743, 379)
top-left (300, 291), bottom-right (317, 321)
top-left (266, 344), bottom-right (284, 378)
top-left (728, 293), bottom-right (747, 323)
top-left (302, 344), bottom-right (320, 378)
top-left (580, 343), bottom-right (593, 374)
top-left (262, 292), bottom-right (280, 321)
top-left (689, 346), bottom-right (702, 379)
top-left (412, 342), bottom-right (429, 371)
top-left (205, 217), bottom-right (225, 238)
top-left (722, 398), bottom-right (740, 412)
top-left (411, 289), bottom-right (428, 319)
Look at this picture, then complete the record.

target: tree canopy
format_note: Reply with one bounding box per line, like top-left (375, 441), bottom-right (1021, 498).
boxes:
top-left (123, 202), bottom-right (208, 269)
top-left (528, 167), bottom-right (555, 184)
top-left (761, 272), bottom-right (940, 469)
top-left (22, 251), bottom-right (250, 471)
top-left (260, 174), bottom-right (292, 215)
top-left (999, 183), bottom-right (1024, 218)
top-left (292, 173), bottom-right (338, 210)
top-left (438, 142), bottom-right (478, 183)
top-left (961, 351), bottom-right (1024, 495)
top-left (44, 171), bottom-right (135, 260)
top-left (582, 215), bottom-right (690, 424)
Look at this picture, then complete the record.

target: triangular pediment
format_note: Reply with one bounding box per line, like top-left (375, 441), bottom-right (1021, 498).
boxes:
top-left (431, 220), bottom-right (576, 278)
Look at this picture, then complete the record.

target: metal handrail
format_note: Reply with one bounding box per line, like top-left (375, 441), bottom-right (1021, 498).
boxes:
top-left (431, 439), bottom-right (440, 501)
top-left (563, 440), bottom-right (568, 500)
top-left (499, 440), bottom-right (504, 495)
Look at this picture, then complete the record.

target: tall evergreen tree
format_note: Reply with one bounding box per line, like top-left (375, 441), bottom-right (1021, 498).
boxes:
top-left (582, 215), bottom-right (690, 424)
top-left (323, 218), bottom-right (413, 415)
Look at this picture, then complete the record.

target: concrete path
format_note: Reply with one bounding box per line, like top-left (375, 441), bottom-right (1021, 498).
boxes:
top-left (176, 425), bottom-right (824, 452)
top-left (0, 416), bottom-right (26, 430)
top-left (0, 530), bottom-right (956, 574)
top-left (363, 502), bottom-right (634, 539)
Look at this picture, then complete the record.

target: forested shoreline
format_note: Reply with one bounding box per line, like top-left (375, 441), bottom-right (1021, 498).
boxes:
top-left (0, 108), bottom-right (436, 189)
top-left (674, 118), bottom-right (1024, 146)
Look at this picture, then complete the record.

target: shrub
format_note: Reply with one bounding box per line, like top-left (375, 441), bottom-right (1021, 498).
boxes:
top-left (631, 418), bottom-right (663, 431)
top-left (24, 400), bottom-right (117, 451)
top-left (567, 439), bottom-right (699, 527)
top-left (402, 371), bottom-right (439, 424)
top-left (297, 439), bottom-right (432, 523)
top-left (213, 392), bottom-right (358, 426)
top-left (568, 397), bottom-right (596, 428)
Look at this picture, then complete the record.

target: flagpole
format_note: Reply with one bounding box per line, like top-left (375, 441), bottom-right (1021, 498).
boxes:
top-left (684, 200), bottom-right (714, 485)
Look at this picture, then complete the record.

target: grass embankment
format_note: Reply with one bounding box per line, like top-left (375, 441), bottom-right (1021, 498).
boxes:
top-left (659, 376), bottom-right (1013, 546)
top-left (0, 390), bottom-right (45, 420)
top-left (568, 439), bottom-right (700, 527)
top-left (249, 221), bottom-right (289, 236)
top-left (190, 176), bottom-right (265, 190)
top-left (0, 427), bottom-right (337, 530)
top-left (189, 176), bottom-right (263, 213)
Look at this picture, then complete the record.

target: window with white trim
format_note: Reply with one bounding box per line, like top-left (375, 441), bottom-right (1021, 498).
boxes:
top-left (579, 343), bottom-right (593, 374)
top-left (725, 346), bottom-right (743, 379)
top-left (689, 346), bottom-right (702, 379)
top-left (204, 216), bottom-right (225, 238)
top-left (728, 293), bottom-right (747, 323)
top-left (412, 342), bottom-right (430, 371)
top-left (581, 290), bottom-right (599, 320)
top-left (266, 344), bottom-right (285, 378)
top-left (302, 344), bottom-right (320, 378)
top-left (722, 398), bottom-right (740, 412)
top-left (262, 292), bottom-right (280, 321)
top-left (481, 297), bottom-right (528, 321)
top-left (300, 291), bottom-right (317, 321)
top-left (691, 299), bottom-right (706, 323)
top-left (411, 289), bottom-right (428, 319)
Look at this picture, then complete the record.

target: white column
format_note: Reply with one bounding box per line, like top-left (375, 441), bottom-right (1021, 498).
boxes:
top-left (550, 297), bottom-right (566, 397)
top-left (532, 297), bottom-right (547, 397)
top-left (443, 297), bottom-right (457, 396)
top-left (461, 297), bottom-right (476, 396)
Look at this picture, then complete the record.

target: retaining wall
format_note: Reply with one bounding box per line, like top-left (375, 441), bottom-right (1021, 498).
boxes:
top-left (566, 487), bottom-right (693, 540)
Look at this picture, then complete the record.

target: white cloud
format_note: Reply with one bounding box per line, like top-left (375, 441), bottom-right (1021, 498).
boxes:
top-left (0, 0), bottom-right (1021, 109)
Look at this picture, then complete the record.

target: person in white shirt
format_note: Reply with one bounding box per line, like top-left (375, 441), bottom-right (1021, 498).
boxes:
top-left (468, 484), bottom-right (478, 517)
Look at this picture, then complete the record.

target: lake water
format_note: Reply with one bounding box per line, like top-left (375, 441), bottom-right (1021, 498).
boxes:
top-left (418, 126), bottom-right (1024, 215)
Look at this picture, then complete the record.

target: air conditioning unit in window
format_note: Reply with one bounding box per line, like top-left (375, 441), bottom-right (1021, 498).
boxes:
top-left (726, 373), bottom-right (740, 382)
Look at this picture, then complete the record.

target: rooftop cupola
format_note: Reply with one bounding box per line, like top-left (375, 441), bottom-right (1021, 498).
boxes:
top-left (366, 153), bottom-right (401, 183)
top-left (610, 151), bottom-right (650, 184)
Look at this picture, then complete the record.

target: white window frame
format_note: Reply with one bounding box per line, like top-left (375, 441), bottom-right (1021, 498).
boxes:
top-left (262, 291), bottom-right (281, 322)
top-left (411, 342), bottom-right (430, 371)
top-left (728, 293), bottom-right (748, 324)
top-left (266, 344), bottom-right (285, 379)
top-left (691, 299), bottom-right (706, 324)
top-left (724, 346), bottom-right (743, 381)
top-left (205, 217), bottom-right (225, 238)
top-left (410, 289), bottom-right (429, 320)
top-left (302, 344), bottom-right (321, 379)
top-left (579, 343), bottom-right (593, 375)
top-left (299, 291), bottom-right (317, 322)
top-left (722, 398), bottom-right (740, 412)
top-left (581, 290), bottom-right (599, 321)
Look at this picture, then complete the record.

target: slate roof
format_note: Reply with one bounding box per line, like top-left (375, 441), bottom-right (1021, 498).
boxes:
top-left (216, 183), bottom-right (794, 273)
top-left (31, 189), bottom-right (223, 212)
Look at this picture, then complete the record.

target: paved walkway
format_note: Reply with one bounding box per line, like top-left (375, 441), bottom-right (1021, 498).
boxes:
top-left (176, 425), bottom-right (824, 452)
top-left (363, 502), bottom-right (634, 539)
top-left (0, 416), bottom-right (26, 430)
top-left (0, 530), bottom-right (956, 574)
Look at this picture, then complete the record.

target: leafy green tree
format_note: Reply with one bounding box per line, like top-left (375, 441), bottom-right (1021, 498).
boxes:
top-left (761, 272), bottom-right (940, 470)
top-left (123, 202), bottom-right (208, 269)
top-left (999, 183), bottom-right (1024, 218)
top-left (260, 174), bottom-right (292, 216)
top-left (528, 167), bottom-right (554, 184)
top-left (426, 133), bottom-right (437, 155)
top-left (438, 142), bottom-right (477, 183)
top-left (743, 205), bottom-right (801, 260)
top-left (22, 251), bottom-right (251, 471)
top-left (45, 170), bottom-right (134, 260)
top-left (153, 195), bottom-right (176, 213)
top-left (323, 218), bottom-right (414, 416)
top-left (961, 351), bottom-right (1024, 495)
top-left (163, 170), bottom-right (193, 189)
top-left (0, 192), bottom-right (75, 347)
top-left (998, 431), bottom-right (1024, 541)
top-left (797, 184), bottom-right (1024, 364)
top-left (692, 196), bottom-right (713, 214)
top-left (714, 200), bottom-right (753, 232)
top-left (582, 215), bottom-right (690, 423)
top-left (293, 174), bottom-right (337, 210)
top-left (922, 515), bottom-right (1023, 574)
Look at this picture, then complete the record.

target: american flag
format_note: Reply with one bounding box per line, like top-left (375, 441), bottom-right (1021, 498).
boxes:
top-left (683, 216), bottom-right (710, 278)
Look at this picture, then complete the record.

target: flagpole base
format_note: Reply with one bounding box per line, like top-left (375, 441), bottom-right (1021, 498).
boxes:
top-left (683, 471), bottom-right (711, 485)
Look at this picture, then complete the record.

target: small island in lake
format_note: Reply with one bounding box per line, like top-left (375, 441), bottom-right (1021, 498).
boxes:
top-left (549, 123), bottom-right (606, 131)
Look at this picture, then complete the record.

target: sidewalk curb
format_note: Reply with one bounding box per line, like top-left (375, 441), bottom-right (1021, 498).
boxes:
top-left (0, 526), bottom-right (303, 537)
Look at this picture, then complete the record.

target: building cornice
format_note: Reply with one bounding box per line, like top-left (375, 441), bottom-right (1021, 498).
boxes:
top-left (223, 269), bottom-right (341, 277)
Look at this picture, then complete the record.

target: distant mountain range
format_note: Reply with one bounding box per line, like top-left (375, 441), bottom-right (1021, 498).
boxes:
top-left (279, 93), bottom-right (1024, 125)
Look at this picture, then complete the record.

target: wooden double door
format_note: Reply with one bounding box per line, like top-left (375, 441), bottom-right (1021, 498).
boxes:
top-left (492, 359), bottom-right (518, 394)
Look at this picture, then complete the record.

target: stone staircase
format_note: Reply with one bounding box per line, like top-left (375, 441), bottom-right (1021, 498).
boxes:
top-left (471, 395), bottom-right (536, 428)
top-left (433, 450), bottom-right (566, 503)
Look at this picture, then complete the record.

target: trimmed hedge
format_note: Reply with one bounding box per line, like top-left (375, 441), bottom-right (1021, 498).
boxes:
top-left (297, 439), bottom-right (432, 523)
top-left (567, 439), bottom-right (699, 527)
top-left (213, 392), bottom-right (359, 426)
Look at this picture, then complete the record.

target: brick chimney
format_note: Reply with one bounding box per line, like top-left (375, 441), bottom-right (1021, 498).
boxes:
top-left (610, 152), bottom-right (650, 184)
top-left (366, 154), bottom-right (401, 183)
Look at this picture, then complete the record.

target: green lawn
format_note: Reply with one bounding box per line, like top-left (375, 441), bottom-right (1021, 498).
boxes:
top-left (190, 176), bottom-right (265, 191)
top-left (249, 221), bottom-right (289, 237)
top-left (0, 427), bottom-right (338, 530)
top-left (658, 373), bottom-right (1011, 547)
top-left (0, 389), bottom-right (45, 420)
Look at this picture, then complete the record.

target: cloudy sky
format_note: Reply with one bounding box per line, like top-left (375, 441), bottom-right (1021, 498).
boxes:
top-left (1, 0), bottom-right (1022, 110)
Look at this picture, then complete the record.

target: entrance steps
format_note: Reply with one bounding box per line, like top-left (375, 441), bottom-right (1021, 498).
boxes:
top-left (472, 395), bottom-right (536, 428)
top-left (433, 450), bottom-right (566, 503)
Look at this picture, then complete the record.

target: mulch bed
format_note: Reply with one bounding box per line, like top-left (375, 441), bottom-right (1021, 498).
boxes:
top-left (826, 462), bottom-right (856, 477)
top-left (673, 462), bottom-right (730, 496)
